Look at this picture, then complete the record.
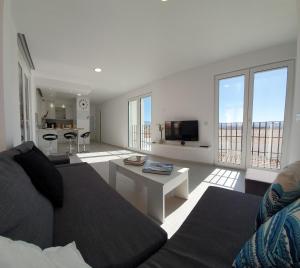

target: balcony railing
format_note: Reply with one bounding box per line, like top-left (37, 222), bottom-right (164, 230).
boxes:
top-left (219, 121), bottom-right (284, 169)
top-left (141, 124), bottom-right (151, 151)
top-left (129, 124), bottom-right (151, 151)
top-left (129, 124), bottom-right (137, 149)
top-left (219, 122), bottom-right (243, 165)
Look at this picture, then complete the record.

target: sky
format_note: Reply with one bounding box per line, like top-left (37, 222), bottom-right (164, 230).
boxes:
top-left (219, 67), bottom-right (288, 123)
top-left (142, 96), bottom-right (152, 123)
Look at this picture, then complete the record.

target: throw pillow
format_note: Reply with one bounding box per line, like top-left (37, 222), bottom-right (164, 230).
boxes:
top-left (0, 236), bottom-right (91, 268)
top-left (32, 145), bottom-right (51, 160)
top-left (0, 155), bottom-right (53, 248)
top-left (14, 149), bottom-right (64, 208)
top-left (233, 198), bottom-right (300, 267)
top-left (256, 161), bottom-right (300, 228)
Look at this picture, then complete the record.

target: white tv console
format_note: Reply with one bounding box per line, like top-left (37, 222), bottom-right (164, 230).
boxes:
top-left (151, 142), bottom-right (213, 164)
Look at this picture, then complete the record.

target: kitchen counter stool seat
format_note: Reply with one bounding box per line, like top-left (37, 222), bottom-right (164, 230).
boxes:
top-left (80, 131), bottom-right (91, 152)
top-left (64, 132), bottom-right (77, 155)
top-left (42, 134), bottom-right (58, 155)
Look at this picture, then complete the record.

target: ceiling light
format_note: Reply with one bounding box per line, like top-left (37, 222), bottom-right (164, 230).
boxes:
top-left (161, 0), bottom-right (168, 2)
top-left (94, 68), bottom-right (102, 73)
top-left (50, 103), bottom-right (54, 108)
top-left (77, 93), bottom-right (82, 96)
top-left (62, 104), bottom-right (66, 109)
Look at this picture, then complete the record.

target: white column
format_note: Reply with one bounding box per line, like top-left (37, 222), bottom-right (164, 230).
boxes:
top-left (76, 96), bottom-right (90, 145)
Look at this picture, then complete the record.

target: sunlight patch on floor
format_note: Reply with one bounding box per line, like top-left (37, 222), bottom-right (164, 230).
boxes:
top-left (203, 168), bottom-right (239, 190)
top-left (75, 150), bottom-right (143, 164)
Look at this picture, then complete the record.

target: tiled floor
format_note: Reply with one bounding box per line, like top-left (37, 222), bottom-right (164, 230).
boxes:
top-left (58, 142), bottom-right (245, 237)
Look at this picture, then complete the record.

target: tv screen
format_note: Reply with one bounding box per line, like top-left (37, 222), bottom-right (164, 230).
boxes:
top-left (165, 121), bottom-right (199, 141)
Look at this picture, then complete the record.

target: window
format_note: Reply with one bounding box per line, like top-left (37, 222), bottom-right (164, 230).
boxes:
top-left (215, 61), bottom-right (293, 170)
top-left (128, 95), bottom-right (152, 151)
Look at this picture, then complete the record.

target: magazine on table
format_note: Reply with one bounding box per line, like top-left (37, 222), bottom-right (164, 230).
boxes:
top-left (142, 160), bottom-right (174, 175)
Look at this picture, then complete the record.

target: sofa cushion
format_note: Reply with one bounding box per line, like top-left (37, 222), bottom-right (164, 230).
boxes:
top-left (0, 154), bottom-right (54, 249)
top-left (14, 149), bottom-right (64, 208)
top-left (256, 161), bottom-right (300, 228)
top-left (233, 198), bottom-right (300, 267)
top-left (139, 187), bottom-right (261, 268)
top-left (54, 163), bottom-right (167, 268)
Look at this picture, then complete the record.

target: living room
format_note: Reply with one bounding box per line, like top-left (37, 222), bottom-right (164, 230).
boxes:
top-left (0, 0), bottom-right (300, 267)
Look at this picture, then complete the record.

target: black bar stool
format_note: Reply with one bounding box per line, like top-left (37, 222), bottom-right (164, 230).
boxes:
top-left (64, 132), bottom-right (77, 155)
top-left (80, 132), bottom-right (91, 152)
top-left (42, 134), bottom-right (58, 155)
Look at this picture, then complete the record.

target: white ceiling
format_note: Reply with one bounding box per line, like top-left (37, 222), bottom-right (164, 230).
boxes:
top-left (11, 0), bottom-right (298, 103)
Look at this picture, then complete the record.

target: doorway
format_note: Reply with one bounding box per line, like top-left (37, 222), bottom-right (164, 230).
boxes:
top-left (215, 61), bottom-right (294, 170)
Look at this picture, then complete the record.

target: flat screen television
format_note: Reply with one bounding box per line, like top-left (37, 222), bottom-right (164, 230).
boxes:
top-left (165, 120), bottom-right (199, 141)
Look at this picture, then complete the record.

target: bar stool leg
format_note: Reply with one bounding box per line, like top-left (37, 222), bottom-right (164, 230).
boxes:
top-left (68, 139), bottom-right (73, 155)
top-left (46, 141), bottom-right (51, 156)
top-left (49, 141), bottom-right (53, 155)
top-left (83, 138), bottom-right (86, 152)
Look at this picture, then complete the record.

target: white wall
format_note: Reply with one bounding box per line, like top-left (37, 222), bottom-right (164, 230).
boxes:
top-left (101, 42), bottom-right (297, 163)
top-left (3, 0), bottom-right (20, 147)
top-left (90, 103), bottom-right (99, 141)
top-left (76, 96), bottom-right (90, 144)
top-left (288, 2), bottom-right (300, 163)
top-left (0, 0), bottom-right (6, 150)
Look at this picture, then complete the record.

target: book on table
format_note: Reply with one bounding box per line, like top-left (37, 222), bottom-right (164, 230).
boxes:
top-left (124, 156), bottom-right (146, 166)
top-left (142, 160), bottom-right (174, 175)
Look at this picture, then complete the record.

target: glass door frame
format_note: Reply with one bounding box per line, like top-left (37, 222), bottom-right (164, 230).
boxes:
top-left (246, 61), bottom-right (294, 170)
top-left (215, 60), bottom-right (294, 171)
top-left (214, 69), bottom-right (250, 169)
top-left (128, 93), bottom-right (152, 152)
top-left (128, 97), bottom-right (140, 150)
top-left (18, 51), bottom-right (32, 143)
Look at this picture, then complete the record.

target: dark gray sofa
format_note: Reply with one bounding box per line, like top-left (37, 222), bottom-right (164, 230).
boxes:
top-left (0, 141), bottom-right (262, 268)
top-left (0, 142), bottom-right (167, 268)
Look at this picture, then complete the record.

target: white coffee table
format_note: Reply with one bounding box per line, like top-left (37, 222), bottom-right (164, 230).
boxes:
top-left (109, 159), bottom-right (189, 223)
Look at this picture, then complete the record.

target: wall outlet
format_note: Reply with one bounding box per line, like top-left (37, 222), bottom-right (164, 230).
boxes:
top-left (296, 113), bottom-right (300, 121)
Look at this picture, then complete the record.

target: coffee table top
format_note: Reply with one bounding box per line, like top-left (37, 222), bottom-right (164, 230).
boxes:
top-left (110, 158), bottom-right (189, 185)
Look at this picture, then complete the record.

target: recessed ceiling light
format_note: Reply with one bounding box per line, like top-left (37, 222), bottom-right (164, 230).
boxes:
top-left (62, 104), bottom-right (66, 109)
top-left (94, 68), bottom-right (102, 73)
top-left (77, 93), bottom-right (82, 96)
top-left (161, 0), bottom-right (168, 2)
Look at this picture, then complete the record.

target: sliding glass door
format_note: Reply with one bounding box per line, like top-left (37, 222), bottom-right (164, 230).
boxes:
top-left (216, 71), bottom-right (248, 168)
top-left (140, 96), bottom-right (152, 151)
top-left (128, 95), bottom-right (152, 152)
top-left (128, 99), bottom-right (138, 149)
top-left (216, 61), bottom-right (293, 170)
top-left (248, 64), bottom-right (290, 169)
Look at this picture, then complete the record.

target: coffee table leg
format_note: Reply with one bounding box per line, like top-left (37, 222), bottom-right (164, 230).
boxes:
top-left (109, 162), bottom-right (117, 189)
top-left (147, 184), bottom-right (164, 223)
top-left (174, 178), bottom-right (189, 199)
